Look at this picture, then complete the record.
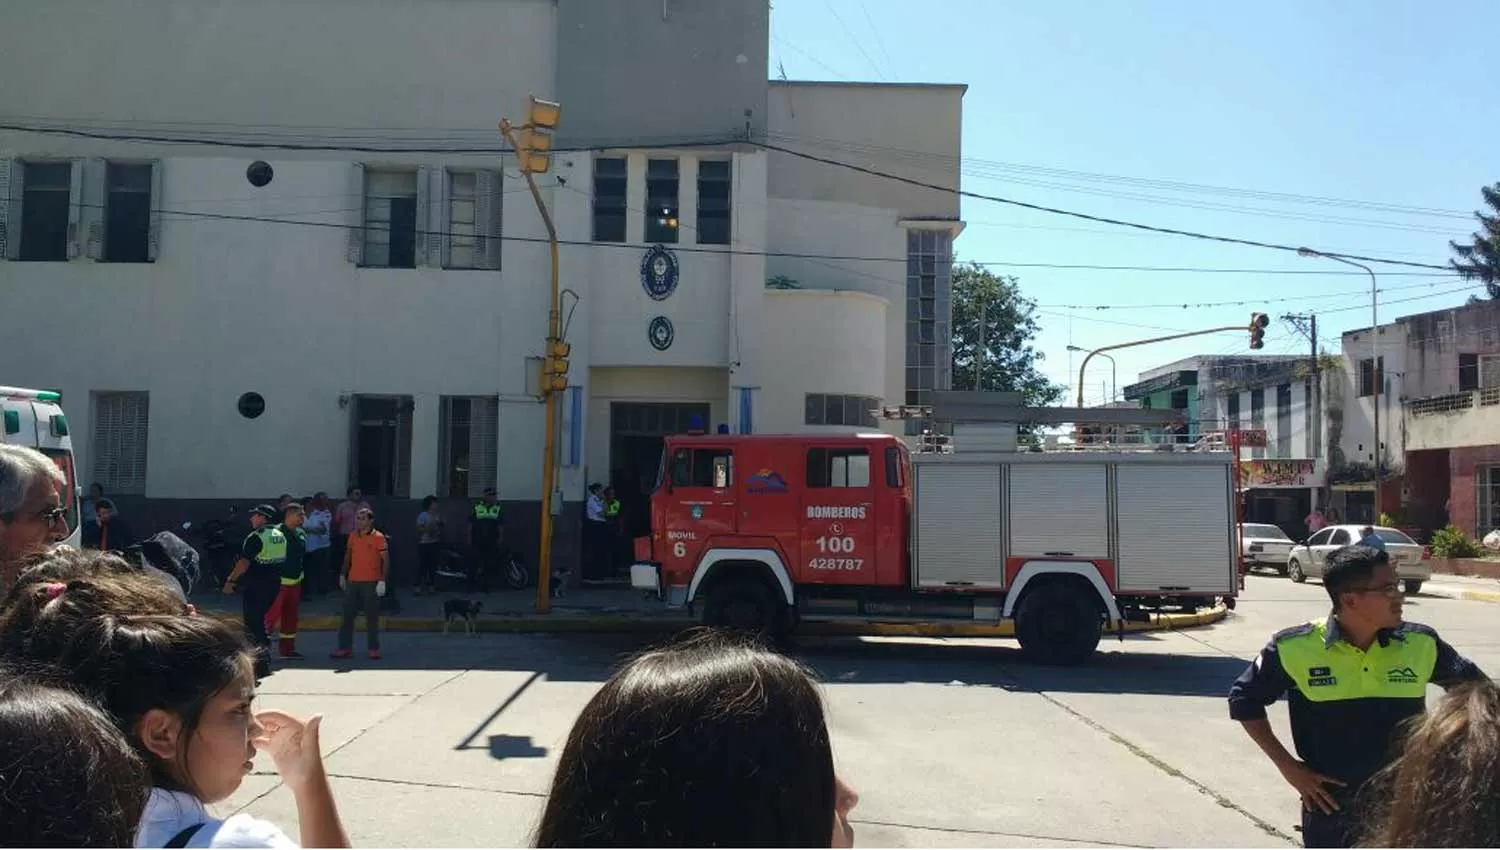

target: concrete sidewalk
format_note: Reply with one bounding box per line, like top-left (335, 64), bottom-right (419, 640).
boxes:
top-left (198, 582), bottom-right (1229, 637)
top-left (1421, 573), bottom-right (1500, 604)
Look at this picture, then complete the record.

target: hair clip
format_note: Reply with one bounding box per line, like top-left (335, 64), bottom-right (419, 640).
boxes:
top-left (43, 582), bottom-right (66, 599)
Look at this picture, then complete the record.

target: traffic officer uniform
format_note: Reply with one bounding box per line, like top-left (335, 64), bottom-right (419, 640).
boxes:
top-left (1229, 614), bottom-right (1484, 847)
top-left (469, 496), bottom-right (503, 592)
top-left (237, 506), bottom-right (288, 676)
top-left (264, 520), bottom-right (307, 660)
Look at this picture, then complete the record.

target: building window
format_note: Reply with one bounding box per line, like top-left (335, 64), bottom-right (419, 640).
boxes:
top-left (349, 395), bottom-right (413, 497)
top-left (696, 160), bottom-right (731, 245)
top-left (644, 158), bottom-right (679, 244)
top-left (438, 396), bottom-right (498, 498)
top-left (592, 157), bottom-right (627, 243)
top-left (447, 171), bottom-right (478, 269)
top-left (1461, 353), bottom-right (1500, 391)
top-left (807, 448), bottom-right (870, 489)
top-left (804, 394), bottom-right (881, 428)
top-left (1357, 357), bottom-right (1384, 398)
top-left (1226, 392), bottom-right (1240, 429)
top-left (1275, 383), bottom-right (1293, 456)
top-left (437, 169), bottom-right (501, 271)
top-left (670, 447), bottom-right (733, 488)
top-left (19, 161), bottom-right (71, 261)
top-left (91, 391), bottom-right (149, 495)
top-left (105, 163), bottom-right (153, 263)
top-left (363, 169), bottom-right (418, 268)
top-left (1478, 465), bottom-right (1500, 540)
top-left (1249, 388), bottom-right (1265, 459)
top-left (905, 229), bottom-right (953, 435)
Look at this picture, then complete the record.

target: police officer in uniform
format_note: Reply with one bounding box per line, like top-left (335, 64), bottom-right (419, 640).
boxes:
top-left (222, 504), bottom-right (288, 680)
top-left (1229, 545), bottom-right (1485, 847)
top-left (467, 488), bottom-right (503, 593)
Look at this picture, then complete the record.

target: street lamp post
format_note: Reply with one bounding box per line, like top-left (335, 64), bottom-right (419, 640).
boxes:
top-left (1299, 248), bottom-right (1380, 521)
top-left (1068, 345), bottom-right (1116, 404)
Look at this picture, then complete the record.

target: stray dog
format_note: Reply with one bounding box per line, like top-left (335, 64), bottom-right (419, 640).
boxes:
top-left (442, 599), bottom-right (483, 636)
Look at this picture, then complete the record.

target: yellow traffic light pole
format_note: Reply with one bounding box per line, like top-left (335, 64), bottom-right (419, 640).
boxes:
top-left (500, 97), bottom-right (565, 614)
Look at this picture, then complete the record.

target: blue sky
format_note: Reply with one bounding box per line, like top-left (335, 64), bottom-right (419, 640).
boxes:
top-left (769, 0), bottom-right (1496, 405)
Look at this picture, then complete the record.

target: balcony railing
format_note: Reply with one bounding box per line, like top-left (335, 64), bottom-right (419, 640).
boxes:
top-left (1407, 387), bottom-right (1500, 416)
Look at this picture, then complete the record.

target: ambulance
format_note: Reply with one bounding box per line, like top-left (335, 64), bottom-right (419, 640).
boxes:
top-left (1, 386), bottom-right (82, 547)
top-left (631, 431), bottom-right (1240, 665)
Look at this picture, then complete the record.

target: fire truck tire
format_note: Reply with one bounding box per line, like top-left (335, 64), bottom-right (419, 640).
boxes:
top-left (703, 574), bottom-right (787, 641)
top-left (1014, 582), bottom-right (1103, 666)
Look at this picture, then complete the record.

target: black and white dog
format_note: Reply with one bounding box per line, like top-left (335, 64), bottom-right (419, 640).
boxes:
top-left (442, 599), bottom-right (483, 636)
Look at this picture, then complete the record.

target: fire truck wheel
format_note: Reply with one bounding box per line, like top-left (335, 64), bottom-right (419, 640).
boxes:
top-left (703, 574), bottom-right (786, 641)
top-left (1014, 582), bottom-right (1103, 666)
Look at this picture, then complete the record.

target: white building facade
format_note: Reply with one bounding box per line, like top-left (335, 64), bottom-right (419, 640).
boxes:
top-left (0, 0), bottom-right (964, 569)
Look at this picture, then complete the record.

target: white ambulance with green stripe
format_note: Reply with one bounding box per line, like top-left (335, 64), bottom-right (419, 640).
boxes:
top-left (1, 386), bottom-right (82, 547)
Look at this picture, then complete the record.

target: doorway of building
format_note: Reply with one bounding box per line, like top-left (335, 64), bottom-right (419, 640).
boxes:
top-left (609, 402), bottom-right (711, 543)
top-left (1245, 488), bottom-right (1313, 540)
top-left (350, 395), bottom-right (413, 498)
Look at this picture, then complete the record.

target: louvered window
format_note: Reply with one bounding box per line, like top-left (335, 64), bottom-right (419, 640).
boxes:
top-left (439, 396), bottom-right (498, 498)
top-left (92, 392), bottom-right (150, 494)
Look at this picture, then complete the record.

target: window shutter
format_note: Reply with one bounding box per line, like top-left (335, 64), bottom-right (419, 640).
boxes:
top-left (346, 163), bottom-right (365, 265)
top-left (67, 158), bottom-right (85, 259)
top-left (415, 166), bottom-right (432, 267)
top-left (475, 169), bottom-right (502, 270)
top-left (125, 393), bottom-right (149, 493)
top-left (146, 159), bottom-right (164, 262)
top-left (429, 168), bottom-right (449, 268)
top-left (83, 158), bottom-right (106, 260)
top-left (0, 158), bottom-right (15, 260)
top-left (468, 397), bottom-right (499, 496)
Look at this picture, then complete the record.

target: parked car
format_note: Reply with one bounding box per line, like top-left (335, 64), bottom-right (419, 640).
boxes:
top-left (1286, 524), bottom-right (1431, 594)
top-left (1241, 523), bottom-right (1295, 575)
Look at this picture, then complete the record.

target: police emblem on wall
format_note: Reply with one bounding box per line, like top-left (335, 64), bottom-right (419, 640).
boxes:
top-left (648, 316), bottom-right (675, 351)
top-left (640, 244), bottom-right (680, 301)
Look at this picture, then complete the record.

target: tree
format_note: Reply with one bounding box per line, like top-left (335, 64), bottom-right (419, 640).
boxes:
top-left (1449, 182), bottom-right (1500, 299)
top-left (949, 262), bottom-right (1065, 408)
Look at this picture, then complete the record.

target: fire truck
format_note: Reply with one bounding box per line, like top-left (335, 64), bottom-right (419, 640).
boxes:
top-left (630, 427), bottom-right (1240, 665)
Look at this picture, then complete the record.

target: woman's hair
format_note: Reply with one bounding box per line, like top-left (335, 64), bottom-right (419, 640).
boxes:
top-left (1360, 680), bottom-right (1500, 847)
top-left (536, 630), bottom-right (837, 848)
top-left (0, 551), bottom-right (252, 796)
top-left (0, 548), bottom-right (189, 658)
top-left (0, 672), bottom-right (150, 848)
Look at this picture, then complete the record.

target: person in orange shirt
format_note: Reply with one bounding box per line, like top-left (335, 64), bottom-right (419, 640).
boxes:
top-left (332, 508), bottom-right (387, 661)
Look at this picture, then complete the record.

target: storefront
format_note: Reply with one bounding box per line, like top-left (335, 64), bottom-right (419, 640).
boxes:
top-left (1241, 459), bottom-right (1321, 539)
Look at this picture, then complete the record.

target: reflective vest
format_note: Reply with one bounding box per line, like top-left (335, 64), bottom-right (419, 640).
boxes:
top-left (251, 526), bottom-right (288, 566)
top-left (606, 499), bottom-right (621, 518)
top-left (473, 502), bottom-right (503, 521)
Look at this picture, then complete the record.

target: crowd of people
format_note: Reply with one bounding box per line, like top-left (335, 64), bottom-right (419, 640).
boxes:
top-left (4, 442), bottom-right (1500, 847)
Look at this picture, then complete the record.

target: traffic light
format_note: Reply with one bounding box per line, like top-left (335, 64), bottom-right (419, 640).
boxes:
top-left (541, 339), bottom-right (571, 393)
top-left (514, 97), bottom-right (561, 175)
top-left (1248, 312), bottom-right (1269, 350)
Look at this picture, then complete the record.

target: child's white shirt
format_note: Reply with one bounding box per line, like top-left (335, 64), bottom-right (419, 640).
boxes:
top-left (135, 787), bottom-right (298, 848)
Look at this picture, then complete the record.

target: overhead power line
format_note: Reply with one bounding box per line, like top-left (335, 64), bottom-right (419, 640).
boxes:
top-left (1035, 276), bottom-right (1463, 311)
top-left (751, 140), bottom-right (1454, 272)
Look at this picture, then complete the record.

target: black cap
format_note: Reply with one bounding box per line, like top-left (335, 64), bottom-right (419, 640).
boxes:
top-left (251, 504), bottom-right (279, 521)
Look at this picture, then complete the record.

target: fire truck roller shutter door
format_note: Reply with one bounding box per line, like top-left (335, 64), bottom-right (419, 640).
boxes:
top-left (1001, 561), bottom-right (1121, 624)
top-left (686, 548), bottom-right (795, 606)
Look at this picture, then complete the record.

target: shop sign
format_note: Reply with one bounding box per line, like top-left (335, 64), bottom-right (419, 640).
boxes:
top-left (1241, 459), bottom-right (1317, 488)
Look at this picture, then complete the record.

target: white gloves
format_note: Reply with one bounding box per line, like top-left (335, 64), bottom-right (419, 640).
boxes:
top-left (376, 581), bottom-right (386, 598)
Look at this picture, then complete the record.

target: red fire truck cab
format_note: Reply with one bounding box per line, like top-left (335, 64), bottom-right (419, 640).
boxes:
top-left (631, 432), bottom-right (1239, 665)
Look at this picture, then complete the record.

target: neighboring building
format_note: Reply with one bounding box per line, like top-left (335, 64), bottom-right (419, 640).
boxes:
top-left (1343, 299), bottom-right (1500, 538)
top-left (0, 0), bottom-right (964, 572)
top-left (1124, 354), bottom-right (1326, 535)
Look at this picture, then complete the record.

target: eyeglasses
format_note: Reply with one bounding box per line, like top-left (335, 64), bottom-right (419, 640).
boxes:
top-left (1, 506), bottom-right (68, 525)
top-left (1352, 582), bottom-right (1402, 597)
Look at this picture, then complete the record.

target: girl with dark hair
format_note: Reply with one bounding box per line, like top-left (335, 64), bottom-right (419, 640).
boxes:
top-left (536, 631), bottom-right (860, 848)
top-left (1, 551), bottom-right (351, 848)
top-left (415, 496), bottom-right (444, 595)
top-left (0, 673), bottom-right (151, 847)
top-left (1359, 679), bottom-right (1500, 847)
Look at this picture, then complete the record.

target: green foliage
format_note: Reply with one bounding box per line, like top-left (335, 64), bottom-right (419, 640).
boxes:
top-left (949, 263), bottom-right (1065, 409)
top-left (1449, 182), bottom-right (1500, 299)
top-left (1378, 512), bottom-right (1401, 528)
top-left (1429, 525), bottom-right (1482, 559)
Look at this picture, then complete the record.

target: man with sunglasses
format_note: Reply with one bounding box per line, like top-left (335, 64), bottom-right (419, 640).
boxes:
top-left (0, 445), bottom-right (69, 590)
top-left (1229, 545), bottom-right (1486, 847)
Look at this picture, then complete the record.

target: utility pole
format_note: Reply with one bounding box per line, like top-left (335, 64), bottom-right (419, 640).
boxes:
top-left (500, 96), bottom-right (564, 614)
top-left (1283, 312), bottom-right (1321, 461)
top-left (975, 296), bottom-right (987, 391)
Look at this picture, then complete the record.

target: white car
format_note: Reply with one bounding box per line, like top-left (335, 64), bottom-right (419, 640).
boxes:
top-left (1241, 523), bottom-right (1295, 574)
top-left (1286, 524), bottom-right (1432, 594)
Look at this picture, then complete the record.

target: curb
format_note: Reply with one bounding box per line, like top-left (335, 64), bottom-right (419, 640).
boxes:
top-left (1420, 585), bottom-right (1500, 605)
top-left (209, 604), bottom-right (1229, 637)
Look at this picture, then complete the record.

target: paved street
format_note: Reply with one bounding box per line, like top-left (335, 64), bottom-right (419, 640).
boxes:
top-left (222, 575), bottom-right (1500, 847)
